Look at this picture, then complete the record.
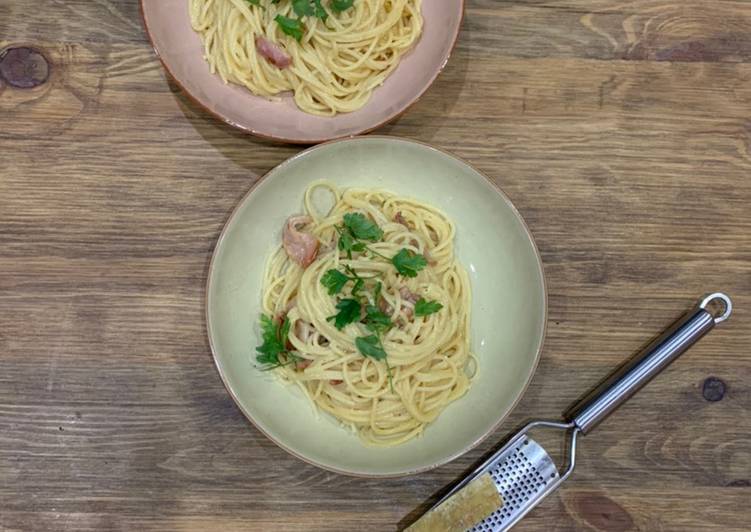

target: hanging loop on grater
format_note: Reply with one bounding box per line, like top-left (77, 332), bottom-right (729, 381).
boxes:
top-left (699, 292), bottom-right (732, 324)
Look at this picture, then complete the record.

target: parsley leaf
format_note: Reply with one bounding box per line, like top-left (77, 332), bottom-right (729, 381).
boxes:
top-left (335, 212), bottom-right (382, 259)
top-left (363, 305), bottom-right (392, 334)
top-left (245, 0), bottom-right (262, 6)
top-left (291, 0), bottom-right (327, 19)
top-left (331, 0), bottom-right (355, 12)
top-left (275, 14), bottom-right (304, 41)
top-left (321, 269), bottom-right (350, 295)
top-left (343, 264), bottom-right (378, 296)
top-left (343, 213), bottom-right (383, 241)
top-left (355, 334), bottom-right (387, 360)
top-left (373, 281), bottom-right (382, 303)
top-left (292, 0), bottom-right (315, 17)
top-left (391, 248), bottom-right (427, 277)
top-left (414, 298), bottom-right (443, 317)
top-left (328, 298), bottom-right (361, 330)
top-left (336, 227), bottom-right (365, 259)
top-left (256, 314), bottom-right (294, 368)
top-left (313, 0), bottom-right (327, 20)
top-left (351, 277), bottom-right (364, 296)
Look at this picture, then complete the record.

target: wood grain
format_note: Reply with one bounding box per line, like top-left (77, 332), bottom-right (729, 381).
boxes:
top-left (1, 0), bottom-right (749, 530)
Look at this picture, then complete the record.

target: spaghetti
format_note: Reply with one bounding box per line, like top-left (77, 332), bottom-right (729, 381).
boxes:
top-left (189, 0), bottom-right (423, 116)
top-left (258, 181), bottom-right (474, 446)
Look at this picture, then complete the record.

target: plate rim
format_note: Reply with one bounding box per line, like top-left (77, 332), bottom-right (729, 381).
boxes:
top-left (139, 0), bottom-right (466, 144)
top-left (205, 135), bottom-right (549, 477)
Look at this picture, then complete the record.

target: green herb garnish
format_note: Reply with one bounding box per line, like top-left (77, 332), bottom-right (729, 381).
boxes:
top-left (373, 281), bottom-right (382, 303)
top-left (331, 0), bottom-right (355, 12)
top-left (328, 298), bottom-right (361, 330)
top-left (414, 298), bottom-right (443, 317)
top-left (335, 226), bottom-right (365, 259)
top-left (292, 0), bottom-right (315, 16)
top-left (351, 277), bottom-right (364, 296)
top-left (391, 248), bottom-right (427, 278)
top-left (275, 14), bottom-right (304, 41)
top-left (343, 212), bottom-right (383, 241)
top-left (321, 269), bottom-right (350, 295)
top-left (355, 334), bottom-right (387, 360)
top-left (356, 334), bottom-right (394, 391)
top-left (313, 0), bottom-right (327, 20)
top-left (291, 0), bottom-right (328, 19)
top-left (363, 305), bottom-right (392, 334)
top-left (256, 314), bottom-right (298, 369)
top-left (334, 213), bottom-right (385, 259)
top-left (320, 266), bottom-right (375, 295)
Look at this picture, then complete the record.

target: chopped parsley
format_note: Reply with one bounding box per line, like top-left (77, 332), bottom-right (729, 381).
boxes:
top-left (335, 226), bottom-right (365, 259)
top-left (343, 212), bottom-right (383, 241)
top-left (292, 0), bottom-right (314, 16)
top-left (363, 305), bottom-right (392, 334)
top-left (331, 0), bottom-right (354, 12)
top-left (328, 298), bottom-right (361, 330)
top-left (256, 314), bottom-right (298, 370)
top-left (274, 0), bottom-right (338, 39)
top-left (355, 334), bottom-right (387, 361)
top-left (335, 213), bottom-right (384, 258)
top-left (351, 277), bottom-right (364, 296)
top-left (355, 334), bottom-right (394, 391)
top-left (414, 298), bottom-right (443, 317)
top-left (391, 248), bottom-right (427, 277)
top-left (321, 269), bottom-right (350, 295)
top-left (275, 14), bottom-right (304, 41)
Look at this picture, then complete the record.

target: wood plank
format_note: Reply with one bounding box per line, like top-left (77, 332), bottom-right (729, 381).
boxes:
top-left (1, 0), bottom-right (749, 530)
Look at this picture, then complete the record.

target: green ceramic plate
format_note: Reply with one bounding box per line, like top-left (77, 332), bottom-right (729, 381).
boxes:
top-left (206, 136), bottom-right (547, 477)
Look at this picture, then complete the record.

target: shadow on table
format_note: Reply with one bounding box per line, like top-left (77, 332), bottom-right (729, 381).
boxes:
top-left (378, 14), bottom-right (471, 144)
top-left (169, 78), bottom-right (300, 173)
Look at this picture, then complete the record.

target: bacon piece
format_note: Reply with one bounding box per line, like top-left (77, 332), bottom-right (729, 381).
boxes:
top-left (283, 216), bottom-right (319, 268)
top-left (399, 286), bottom-right (420, 319)
top-left (394, 211), bottom-right (409, 228)
top-left (255, 36), bottom-right (291, 69)
top-left (423, 249), bottom-right (437, 266)
top-left (378, 296), bottom-right (394, 316)
top-left (329, 379), bottom-right (343, 385)
top-left (399, 286), bottom-right (420, 305)
top-left (295, 359), bottom-right (312, 371)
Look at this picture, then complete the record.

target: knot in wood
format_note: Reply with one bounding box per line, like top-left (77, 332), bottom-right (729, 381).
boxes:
top-left (702, 376), bottom-right (726, 402)
top-left (0, 46), bottom-right (50, 88)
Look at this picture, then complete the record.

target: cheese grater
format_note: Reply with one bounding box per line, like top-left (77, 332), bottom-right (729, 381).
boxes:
top-left (429, 293), bottom-right (732, 532)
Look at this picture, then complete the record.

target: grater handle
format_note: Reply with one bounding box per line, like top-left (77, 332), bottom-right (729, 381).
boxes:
top-left (569, 293), bottom-right (732, 434)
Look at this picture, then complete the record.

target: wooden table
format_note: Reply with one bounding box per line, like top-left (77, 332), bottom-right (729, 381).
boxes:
top-left (2, 1), bottom-right (749, 530)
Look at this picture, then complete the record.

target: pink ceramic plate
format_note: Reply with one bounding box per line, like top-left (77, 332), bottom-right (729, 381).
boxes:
top-left (140, 1), bottom-right (464, 144)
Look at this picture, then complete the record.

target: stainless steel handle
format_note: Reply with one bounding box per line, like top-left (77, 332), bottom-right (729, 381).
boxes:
top-left (569, 293), bottom-right (732, 434)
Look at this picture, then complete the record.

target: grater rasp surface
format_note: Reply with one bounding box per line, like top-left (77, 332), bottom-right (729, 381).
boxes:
top-left (470, 437), bottom-right (559, 531)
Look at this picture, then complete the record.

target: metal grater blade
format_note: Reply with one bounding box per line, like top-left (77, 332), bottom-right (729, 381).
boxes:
top-left (428, 421), bottom-right (576, 532)
top-left (469, 437), bottom-right (560, 531)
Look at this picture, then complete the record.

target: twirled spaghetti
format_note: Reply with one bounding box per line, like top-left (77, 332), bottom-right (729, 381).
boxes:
top-left (258, 181), bottom-right (474, 446)
top-left (189, 0), bottom-right (423, 116)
